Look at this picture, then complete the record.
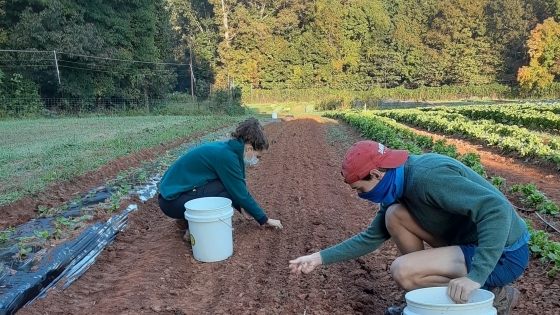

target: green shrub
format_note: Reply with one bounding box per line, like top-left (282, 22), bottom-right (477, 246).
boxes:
top-left (0, 73), bottom-right (42, 118)
top-left (212, 88), bottom-right (246, 116)
top-left (316, 98), bottom-right (344, 111)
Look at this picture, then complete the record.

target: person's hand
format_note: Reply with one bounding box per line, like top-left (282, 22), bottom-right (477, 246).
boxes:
top-left (265, 218), bottom-right (283, 229)
top-left (447, 277), bottom-right (481, 304)
top-left (289, 252), bottom-right (322, 276)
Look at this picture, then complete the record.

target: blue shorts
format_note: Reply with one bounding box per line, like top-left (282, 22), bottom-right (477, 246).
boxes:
top-left (460, 242), bottom-right (529, 288)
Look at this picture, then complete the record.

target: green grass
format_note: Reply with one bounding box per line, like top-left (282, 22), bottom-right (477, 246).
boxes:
top-left (0, 115), bottom-right (250, 206)
top-left (246, 102), bottom-right (318, 116)
top-left (325, 121), bottom-right (351, 146)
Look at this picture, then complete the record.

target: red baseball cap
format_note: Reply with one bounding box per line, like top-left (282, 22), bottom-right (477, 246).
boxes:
top-left (341, 141), bottom-right (409, 184)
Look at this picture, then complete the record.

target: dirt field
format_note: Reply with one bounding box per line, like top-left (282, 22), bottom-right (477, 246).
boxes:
top-left (5, 116), bottom-right (560, 314)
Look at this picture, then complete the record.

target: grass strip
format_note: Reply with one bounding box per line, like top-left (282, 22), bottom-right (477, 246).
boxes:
top-left (0, 115), bottom-right (251, 206)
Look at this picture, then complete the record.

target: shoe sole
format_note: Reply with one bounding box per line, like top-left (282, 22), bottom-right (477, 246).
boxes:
top-left (509, 288), bottom-right (520, 311)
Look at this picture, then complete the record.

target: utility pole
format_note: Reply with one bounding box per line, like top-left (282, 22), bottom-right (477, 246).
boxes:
top-left (53, 50), bottom-right (60, 84)
top-left (189, 41), bottom-right (195, 101)
top-left (227, 70), bottom-right (230, 98)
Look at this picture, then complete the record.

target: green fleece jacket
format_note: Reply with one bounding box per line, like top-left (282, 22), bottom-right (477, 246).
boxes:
top-left (320, 153), bottom-right (527, 286)
top-left (159, 139), bottom-right (268, 225)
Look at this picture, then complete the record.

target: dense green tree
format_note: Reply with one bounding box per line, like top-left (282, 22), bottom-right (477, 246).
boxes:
top-left (252, 0), bottom-right (312, 89)
top-left (5, 1), bottom-right (104, 98)
top-left (486, 0), bottom-right (539, 83)
top-left (424, 0), bottom-right (498, 85)
top-left (309, 0), bottom-right (345, 86)
top-left (74, 0), bottom-right (176, 100)
top-left (390, 0), bottom-right (439, 86)
top-left (344, 0), bottom-right (393, 88)
top-left (1, 0), bottom-right (559, 99)
top-left (363, 50), bottom-right (402, 88)
top-left (549, 0), bottom-right (560, 18)
top-left (227, 5), bottom-right (271, 87)
top-left (518, 17), bottom-right (560, 93)
top-left (168, 0), bottom-right (218, 98)
top-left (531, 0), bottom-right (558, 20)
top-left (259, 36), bottom-right (292, 89)
top-left (0, 0), bottom-right (6, 45)
top-left (1, 0), bottom-right (175, 101)
top-left (0, 0), bottom-right (6, 87)
top-left (207, 0), bottom-right (236, 88)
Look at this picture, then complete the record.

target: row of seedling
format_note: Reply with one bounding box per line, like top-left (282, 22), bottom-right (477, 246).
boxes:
top-left (326, 110), bottom-right (560, 277)
top-left (1, 215), bottom-right (92, 261)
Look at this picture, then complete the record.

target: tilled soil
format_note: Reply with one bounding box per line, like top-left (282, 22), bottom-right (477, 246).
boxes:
top-left (9, 116), bottom-right (560, 314)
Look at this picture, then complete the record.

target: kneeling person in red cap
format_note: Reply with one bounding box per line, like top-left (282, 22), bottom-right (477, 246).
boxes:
top-left (289, 140), bottom-right (529, 315)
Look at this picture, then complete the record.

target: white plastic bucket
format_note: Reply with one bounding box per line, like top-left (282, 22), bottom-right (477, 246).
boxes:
top-left (271, 112), bottom-right (278, 119)
top-left (403, 287), bottom-right (496, 315)
top-left (184, 197), bottom-right (234, 262)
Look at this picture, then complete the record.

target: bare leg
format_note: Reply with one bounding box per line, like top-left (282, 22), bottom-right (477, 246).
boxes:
top-left (385, 203), bottom-right (446, 254)
top-left (384, 204), bottom-right (467, 291)
top-left (390, 246), bottom-right (468, 291)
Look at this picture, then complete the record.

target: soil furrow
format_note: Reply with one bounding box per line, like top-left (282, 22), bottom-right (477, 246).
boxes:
top-left (13, 117), bottom-right (560, 315)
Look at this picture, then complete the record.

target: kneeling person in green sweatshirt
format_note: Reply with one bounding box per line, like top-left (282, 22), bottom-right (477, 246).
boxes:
top-left (289, 140), bottom-right (528, 315)
top-left (158, 118), bottom-right (283, 239)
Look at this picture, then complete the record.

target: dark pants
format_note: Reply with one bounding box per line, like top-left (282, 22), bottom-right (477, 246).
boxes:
top-left (158, 179), bottom-right (240, 220)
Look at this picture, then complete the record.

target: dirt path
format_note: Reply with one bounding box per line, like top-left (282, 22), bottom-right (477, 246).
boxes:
top-left (12, 117), bottom-right (560, 314)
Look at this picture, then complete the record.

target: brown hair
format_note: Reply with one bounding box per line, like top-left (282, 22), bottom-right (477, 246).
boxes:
top-left (231, 118), bottom-right (269, 151)
top-left (342, 168), bottom-right (388, 183)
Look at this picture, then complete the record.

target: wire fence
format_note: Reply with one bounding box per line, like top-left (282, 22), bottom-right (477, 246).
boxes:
top-left (0, 98), bottom-right (215, 118)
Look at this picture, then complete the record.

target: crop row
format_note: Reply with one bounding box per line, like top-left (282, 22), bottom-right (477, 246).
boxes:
top-left (418, 102), bottom-right (560, 132)
top-left (374, 108), bottom-right (560, 169)
top-left (325, 111), bottom-right (560, 277)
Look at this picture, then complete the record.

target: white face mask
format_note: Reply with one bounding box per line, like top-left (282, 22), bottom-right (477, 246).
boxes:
top-left (244, 155), bottom-right (259, 166)
top-left (243, 147), bottom-right (259, 166)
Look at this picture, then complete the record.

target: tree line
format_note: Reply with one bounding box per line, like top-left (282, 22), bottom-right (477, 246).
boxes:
top-left (0, 0), bottom-right (559, 103)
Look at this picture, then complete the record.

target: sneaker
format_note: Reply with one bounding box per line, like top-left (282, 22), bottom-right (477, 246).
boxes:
top-left (384, 304), bottom-right (405, 315)
top-left (175, 219), bottom-right (188, 230)
top-left (489, 285), bottom-right (520, 315)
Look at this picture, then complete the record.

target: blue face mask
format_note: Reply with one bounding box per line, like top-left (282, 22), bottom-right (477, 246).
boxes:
top-left (243, 148), bottom-right (259, 166)
top-left (357, 165), bottom-right (405, 205)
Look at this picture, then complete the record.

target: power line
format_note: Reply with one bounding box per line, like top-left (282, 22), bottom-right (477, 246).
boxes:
top-left (0, 49), bottom-right (51, 53)
top-left (57, 59), bottom-right (191, 72)
top-left (0, 49), bottom-right (190, 67)
top-left (57, 64), bottom-right (177, 76)
top-left (0, 62), bottom-right (193, 76)
top-left (0, 49), bottom-right (201, 82)
top-left (0, 58), bottom-right (54, 62)
top-left (0, 64), bottom-right (54, 68)
top-left (58, 52), bottom-right (188, 66)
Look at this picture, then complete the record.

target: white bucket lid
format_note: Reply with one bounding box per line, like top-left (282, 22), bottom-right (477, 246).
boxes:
top-left (405, 287), bottom-right (495, 314)
top-left (184, 197), bottom-right (234, 223)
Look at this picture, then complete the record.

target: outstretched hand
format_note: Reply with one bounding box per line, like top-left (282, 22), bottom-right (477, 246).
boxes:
top-left (265, 218), bottom-right (283, 229)
top-left (289, 252), bottom-right (322, 276)
top-left (447, 277), bottom-right (481, 304)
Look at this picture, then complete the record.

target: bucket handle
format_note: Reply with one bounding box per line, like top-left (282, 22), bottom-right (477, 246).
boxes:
top-left (219, 218), bottom-right (233, 230)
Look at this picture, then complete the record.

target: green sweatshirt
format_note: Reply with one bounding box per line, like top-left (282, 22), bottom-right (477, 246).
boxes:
top-left (320, 153), bottom-right (527, 286)
top-left (159, 139), bottom-right (268, 225)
